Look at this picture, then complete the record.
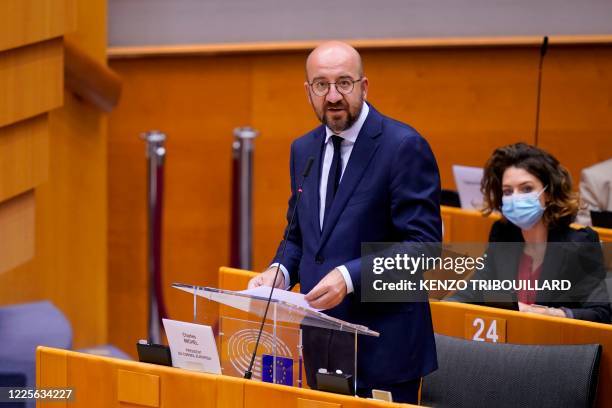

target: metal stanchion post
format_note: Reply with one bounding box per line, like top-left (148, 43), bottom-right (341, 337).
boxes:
top-left (230, 127), bottom-right (258, 270)
top-left (142, 130), bottom-right (168, 344)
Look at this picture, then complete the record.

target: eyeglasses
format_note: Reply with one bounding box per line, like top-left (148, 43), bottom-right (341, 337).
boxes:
top-left (308, 78), bottom-right (363, 97)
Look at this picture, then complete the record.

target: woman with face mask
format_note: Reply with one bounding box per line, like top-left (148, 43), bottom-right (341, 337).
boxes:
top-left (449, 143), bottom-right (610, 323)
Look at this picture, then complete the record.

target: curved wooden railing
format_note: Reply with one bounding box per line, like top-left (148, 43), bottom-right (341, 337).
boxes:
top-left (65, 38), bottom-right (122, 112)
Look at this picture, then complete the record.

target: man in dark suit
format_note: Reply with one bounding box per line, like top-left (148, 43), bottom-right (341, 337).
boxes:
top-left (248, 41), bottom-right (441, 403)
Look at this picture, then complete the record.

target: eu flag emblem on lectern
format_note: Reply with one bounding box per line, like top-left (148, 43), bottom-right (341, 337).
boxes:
top-left (262, 354), bottom-right (293, 385)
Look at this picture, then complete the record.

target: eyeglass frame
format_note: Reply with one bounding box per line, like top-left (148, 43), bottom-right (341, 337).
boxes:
top-left (307, 77), bottom-right (364, 97)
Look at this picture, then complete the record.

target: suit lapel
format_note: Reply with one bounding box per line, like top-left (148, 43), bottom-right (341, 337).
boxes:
top-left (317, 107), bottom-right (383, 251)
top-left (307, 127), bottom-right (326, 240)
top-left (496, 242), bottom-right (523, 282)
top-left (491, 225), bottom-right (523, 282)
top-left (537, 228), bottom-right (567, 297)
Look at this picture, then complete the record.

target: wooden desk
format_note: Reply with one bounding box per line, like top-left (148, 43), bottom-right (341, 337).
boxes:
top-left (441, 205), bottom-right (612, 242)
top-left (440, 205), bottom-right (498, 242)
top-left (36, 346), bottom-right (415, 408)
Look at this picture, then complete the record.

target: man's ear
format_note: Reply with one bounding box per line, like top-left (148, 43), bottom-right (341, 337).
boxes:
top-left (304, 81), bottom-right (313, 104)
top-left (361, 76), bottom-right (369, 100)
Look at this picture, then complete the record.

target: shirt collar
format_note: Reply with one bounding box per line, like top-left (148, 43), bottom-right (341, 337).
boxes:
top-left (325, 101), bottom-right (369, 144)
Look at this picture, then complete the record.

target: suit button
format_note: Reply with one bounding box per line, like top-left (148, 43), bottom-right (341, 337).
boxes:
top-left (315, 255), bottom-right (324, 264)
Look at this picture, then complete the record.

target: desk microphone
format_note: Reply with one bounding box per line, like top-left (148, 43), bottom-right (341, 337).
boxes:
top-left (534, 36), bottom-right (548, 146)
top-left (244, 156), bottom-right (314, 380)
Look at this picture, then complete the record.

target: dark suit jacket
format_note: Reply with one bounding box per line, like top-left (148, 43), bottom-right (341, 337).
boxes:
top-left (450, 220), bottom-right (611, 323)
top-left (272, 104), bottom-right (442, 386)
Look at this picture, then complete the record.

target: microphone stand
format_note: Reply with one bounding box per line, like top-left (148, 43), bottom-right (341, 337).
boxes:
top-left (244, 157), bottom-right (314, 380)
top-left (534, 36), bottom-right (548, 146)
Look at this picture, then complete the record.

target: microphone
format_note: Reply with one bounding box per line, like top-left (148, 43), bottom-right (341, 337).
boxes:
top-left (244, 156), bottom-right (314, 380)
top-left (534, 35), bottom-right (548, 146)
top-left (540, 36), bottom-right (549, 57)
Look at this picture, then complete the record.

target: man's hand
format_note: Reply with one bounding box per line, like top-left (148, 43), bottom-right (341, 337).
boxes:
top-left (305, 268), bottom-right (347, 310)
top-left (518, 302), bottom-right (567, 318)
top-left (247, 266), bottom-right (286, 289)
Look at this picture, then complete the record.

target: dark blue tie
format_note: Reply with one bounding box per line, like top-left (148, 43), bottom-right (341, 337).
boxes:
top-left (324, 135), bottom-right (343, 225)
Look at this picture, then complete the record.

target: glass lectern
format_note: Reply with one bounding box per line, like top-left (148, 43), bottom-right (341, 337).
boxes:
top-left (172, 283), bottom-right (378, 393)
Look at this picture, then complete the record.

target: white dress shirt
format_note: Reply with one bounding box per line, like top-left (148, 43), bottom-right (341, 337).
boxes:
top-left (272, 102), bottom-right (369, 295)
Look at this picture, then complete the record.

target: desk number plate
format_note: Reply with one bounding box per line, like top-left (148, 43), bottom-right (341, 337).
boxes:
top-left (465, 314), bottom-right (507, 343)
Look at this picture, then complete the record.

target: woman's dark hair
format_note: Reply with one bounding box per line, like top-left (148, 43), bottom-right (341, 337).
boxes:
top-left (481, 143), bottom-right (579, 227)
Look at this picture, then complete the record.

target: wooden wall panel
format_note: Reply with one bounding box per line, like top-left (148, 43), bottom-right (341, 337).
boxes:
top-left (0, 1), bottom-right (66, 298)
top-left (0, 0), bottom-right (109, 350)
top-left (0, 190), bottom-right (35, 275)
top-left (65, 0), bottom-right (104, 61)
top-left (0, 0), bottom-right (74, 52)
top-left (108, 56), bottom-right (252, 355)
top-left (35, 90), bottom-right (108, 346)
top-left (0, 38), bottom-right (63, 127)
top-left (42, 0), bottom-right (108, 348)
top-left (0, 115), bottom-right (49, 202)
top-left (538, 46), bottom-right (612, 183)
top-left (365, 48), bottom-right (538, 189)
top-left (0, 103), bottom-right (109, 348)
top-left (250, 52), bottom-right (319, 273)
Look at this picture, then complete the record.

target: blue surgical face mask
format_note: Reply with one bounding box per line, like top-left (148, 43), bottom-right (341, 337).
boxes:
top-left (501, 187), bottom-right (547, 230)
